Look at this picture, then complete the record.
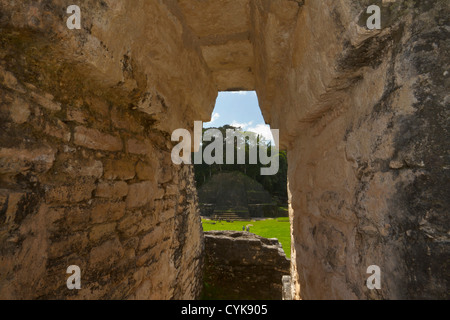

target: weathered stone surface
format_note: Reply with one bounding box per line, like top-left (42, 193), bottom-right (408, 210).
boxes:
top-left (139, 226), bottom-right (163, 251)
top-left (95, 181), bottom-right (129, 199)
top-left (74, 126), bottom-right (122, 152)
top-left (103, 159), bottom-right (136, 181)
top-left (136, 161), bottom-right (157, 181)
top-left (66, 108), bottom-right (88, 124)
top-left (45, 182), bottom-right (96, 204)
top-left (44, 120), bottom-right (71, 142)
top-left (90, 201), bottom-right (126, 224)
top-left (89, 222), bottom-right (117, 242)
top-left (0, 0), bottom-right (447, 301)
top-left (31, 92), bottom-right (61, 111)
top-left (61, 158), bottom-right (103, 178)
top-left (9, 97), bottom-right (30, 124)
top-left (89, 238), bottom-right (124, 269)
top-left (126, 181), bottom-right (155, 208)
top-left (177, 0), bottom-right (254, 90)
top-left (0, 146), bottom-right (56, 176)
top-left (127, 139), bottom-right (152, 156)
top-left (203, 231), bottom-right (290, 300)
top-left (282, 275), bottom-right (293, 300)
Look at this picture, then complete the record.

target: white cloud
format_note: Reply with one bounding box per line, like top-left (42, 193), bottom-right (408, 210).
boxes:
top-left (230, 120), bottom-right (253, 130)
top-left (209, 112), bottom-right (220, 123)
top-left (247, 124), bottom-right (275, 144)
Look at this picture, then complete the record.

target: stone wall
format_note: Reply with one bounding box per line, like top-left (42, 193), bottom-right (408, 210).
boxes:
top-left (0, 0), bottom-right (217, 299)
top-left (203, 231), bottom-right (290, 300)
top-left (250, 0), bottom-right (449, 299)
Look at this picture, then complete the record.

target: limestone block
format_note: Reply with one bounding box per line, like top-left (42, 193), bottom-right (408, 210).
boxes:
top-left (159, 208), bottom-right (175, 224)
top-left (31, 92), bottom-right (61, 111)
top-left (62, 159), bottom-right (103, 178)
top-left (139, 226), bottom-right (163, 251)
top-left (74, 126), bottom-right (122, 152)
top-left (90, 201), bottom-right (126, 224)
top-left (65, 206), bottom-right (91, 229)
top-left (111, 106), bottom-right (143, 133)
top-left (85, 96), bottom-right (109, 118)
top-left (89, 222), bottom-right (117, 242)
top-left (48, 232), bottom-right (89, 259)
top-left (136, 161), bottom-right (157, 181)
top-left (203, 231), bottom-right (290, 300)
top-left (117, 211), bottom-right (143, 235)
top-left (126, 181), bottom-right (155, 208)
top-left (66, 108), bottom-right (88, 124)
top-left (45, 182), bottom-right (96, 204)
top-left (103, 159), bottom-right (135, 180)
top-left (89, 238), bottom-right (124, 269)
top-left (0, 146), bottom-right (56, 175)
top-left (9, 97), bottom-right (30, 124)
top-left (165, 184), bottom-right (178, 196)
top-left (44, 119), bottom-right (71, 142)
top-left (95, 181), bottom-right (129, 199)
top-left (127, 138), bottom-right (152, 156)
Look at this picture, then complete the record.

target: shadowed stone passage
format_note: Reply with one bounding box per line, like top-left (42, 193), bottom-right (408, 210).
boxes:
top-left (203, 231), bottom-right (290, 300)
top-left (0, 0), bottom-right (448, 300)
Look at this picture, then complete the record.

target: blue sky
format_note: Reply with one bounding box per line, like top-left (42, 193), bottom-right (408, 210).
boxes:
top-left (203, 91), bottom-right (274, 143)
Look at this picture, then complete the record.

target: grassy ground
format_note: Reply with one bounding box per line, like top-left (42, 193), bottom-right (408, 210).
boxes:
top-left (201, 217), bottom-right (291, 258)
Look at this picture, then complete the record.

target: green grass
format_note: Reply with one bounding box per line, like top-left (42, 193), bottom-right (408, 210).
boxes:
top-left (202, 218), bottom-right (291, 258)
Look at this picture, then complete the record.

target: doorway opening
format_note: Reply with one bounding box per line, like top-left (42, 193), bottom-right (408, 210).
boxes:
top-left (196, 91), bottom-right (290, 299)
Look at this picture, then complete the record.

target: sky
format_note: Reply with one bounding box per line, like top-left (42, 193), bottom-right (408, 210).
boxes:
top-left (203, 91), bottom-right (275, 143)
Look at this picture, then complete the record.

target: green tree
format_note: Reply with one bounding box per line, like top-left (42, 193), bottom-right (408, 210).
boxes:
top-left (192, 125), bottom-right (288, 204)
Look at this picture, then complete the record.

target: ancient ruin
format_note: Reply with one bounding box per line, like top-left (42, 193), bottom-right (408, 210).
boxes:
top-left (0, 0), bottom-right (448, 299)
top-left (198, 171), bottom-right (279, 220)
top-left (203, 230), bottom-right (290, 300)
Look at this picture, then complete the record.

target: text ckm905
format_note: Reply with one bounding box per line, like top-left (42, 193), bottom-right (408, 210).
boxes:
top-left (171, 121), bottom-right (280, 176)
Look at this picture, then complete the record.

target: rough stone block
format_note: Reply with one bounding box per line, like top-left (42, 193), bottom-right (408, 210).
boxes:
top-left (80, 160), bottom-right (104, 178)
top-left (89, 222), bottom-right (117, 242)
top-left (139, 226), bottom-right (163, 251)
top-left (126, 181), bottom-right (155, 208)
top-left (62, 159), bottom-right (103, 178)
top-left (117, 211), bottom-right (143, 234)
top-left (31, 92), bottom-right (61, 111)
top-left (65, 206), bottom-right (91, 228)
top-left (111, 107), bottom-right (144, 133)
top-left (165, 184), bottom-right (178, 196)
top-left (103, 159), bottom-right (135, 180)
top-left (67, 108), bottom-right (88, 124)
top-left (48, 232), bottom-right (89, 259)
top-left (9, 97), bottom-right (30, 124)
top-left (127, 139), bottom-right (152, 155)
top-left (203, 231), bottom-right (290, 300)
top-left (86, 97), bottom-right (109, 118)
top-left (0, 146), bottom-right (56, 175)
top-left (136, 161), bottom-right (158, 181)
top-left (159, 208), bottom-right (175, 224)
top-left (44, 119), bottom-right (71, 142)
top-left (89, 238), bottom-right (124, 269)
top-left (95, 181), bottom-right (129, 199)
top-left (74, 126), bottom-right (122, 152)
top-left (45, 182), bottom-right (96, 204)
top-left (90, 201), bottom-right (126, 224)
